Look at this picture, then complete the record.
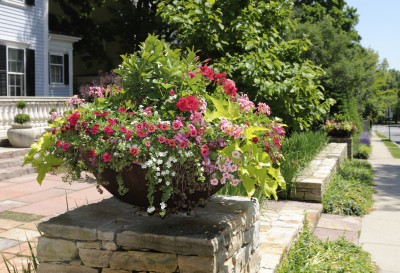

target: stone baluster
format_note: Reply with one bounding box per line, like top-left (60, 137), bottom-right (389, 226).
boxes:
top-left (38, 103), bottom-right (46, 127)
top-left (0, 104), bottom-right (4, 130)
top-left (7, 102), bottom-right (14, 126)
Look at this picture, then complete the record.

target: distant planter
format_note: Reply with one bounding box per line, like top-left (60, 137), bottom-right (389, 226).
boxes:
top-left (7, 123), bottom-right (36, 148)
top-left (7, 100), bottom-right (36, 148)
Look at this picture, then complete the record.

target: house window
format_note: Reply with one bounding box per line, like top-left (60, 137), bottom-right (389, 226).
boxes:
top-left (49, 54), bottom-right (64, 84)
top-left (7, 48), bottom-right (25, 96)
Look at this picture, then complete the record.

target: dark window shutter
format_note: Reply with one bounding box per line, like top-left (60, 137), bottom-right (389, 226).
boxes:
top-left (26, 49), bottom-right (35, 96)
top-left (25, 0), bottom-right (35, 6)
top-left (0, 45), bottom-right (6, 96)
top-left (64, 54), bottom-right (69, 85)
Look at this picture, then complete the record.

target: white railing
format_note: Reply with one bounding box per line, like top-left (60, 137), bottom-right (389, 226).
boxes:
top-left (0, 97), bottom-right (72, 140)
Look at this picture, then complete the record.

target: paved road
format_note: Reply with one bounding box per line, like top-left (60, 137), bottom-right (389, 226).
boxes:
top-left (374, 124), bottom-right (400, 145)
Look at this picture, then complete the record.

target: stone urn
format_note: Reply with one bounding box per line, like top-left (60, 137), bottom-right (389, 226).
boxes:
top-left (7, 124), bottom-right (37, 148)
top-left (94, 163), bottom-right (223, 213)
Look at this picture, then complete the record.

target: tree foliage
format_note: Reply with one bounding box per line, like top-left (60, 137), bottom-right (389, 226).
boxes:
top-left (157, 0), bottom-right (334, 131)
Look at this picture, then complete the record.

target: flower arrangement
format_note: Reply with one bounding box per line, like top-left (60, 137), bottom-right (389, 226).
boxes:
top-left (24, 35), bottom-right (285, 216)
top-left (323, 115), bottom-right (357, 137)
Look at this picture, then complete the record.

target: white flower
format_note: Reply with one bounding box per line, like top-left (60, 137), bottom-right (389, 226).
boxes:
top-left (160, 202), bottom-right (166, 210)
top-left (156, 172), bottom-right (161, 176)
top-left (147, 206), bottom-right (155, 213)
top-left (171, 172), bottom-right (176, 176)
top-left (166, 181), bottom-right (171, 186)
top-left (158, 178), bottom-right (162, 183)
top-left (157, 159), bottom-right (163, 165)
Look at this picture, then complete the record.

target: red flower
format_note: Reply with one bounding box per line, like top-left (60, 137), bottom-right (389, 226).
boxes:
top-left (168, 139), bottom-right (177, 147)
top-left (55, 140), bottom-right (62, 147)
top-left (67, 111), bottom-right (80, 127)
top-left (169, 90), bottom-right (176, 96)
top-left (89, 149), bottom-right (96, 157)
top-left (91, 124), bottom-right (100, 134)
top-left (61, 142), bottom-right (70, 152)
top-left (137, 131), bottom-right (147, 138)
top-left (129, 147), bottom-right (139, 157)
top-left (176, 96), bottom-right (200, 112)
top-left (199, 64), bottom-right (214, 80)
top-left (252, 137), bottom-right (259, 144)
top-left (125, 130), bottom-right (133, 140)
top-left (103, 125), bottom-right (114, 135)
top-left (135, 123), bottom-right (145, 131)
top-left (119, 126), bottom-right (127, 133)
top-left (222, 79), bottom-right (237, 98)
top-left (102, 153), bottom-right (112, 162)
top-left (273, 137), bottom-right (281, 148)
top-left (118, 107), bottom-right (127, 113)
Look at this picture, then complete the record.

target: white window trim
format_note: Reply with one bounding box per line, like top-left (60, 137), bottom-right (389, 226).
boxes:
top-left (6, 46), bottom-right (26, 96)
top-left (2, 0), bottom-right (26, 8)
top-left (49, 52), bottom-right (64, 85)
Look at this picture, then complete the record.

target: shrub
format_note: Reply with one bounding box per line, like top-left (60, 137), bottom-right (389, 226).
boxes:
top-left (353, 144), bottom-right (371, 159)
top-left (16, 100), bottom-right (27, 110)
top-left (278, 224), bottom-right (376, 273)
top-left (14, 113), bottom-right (31, 124)
top-left (323, 160), bottom-right (374, 216)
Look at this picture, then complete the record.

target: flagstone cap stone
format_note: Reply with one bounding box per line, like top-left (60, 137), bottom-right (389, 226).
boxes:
top-left (38, 196), bottom-right (259, 257)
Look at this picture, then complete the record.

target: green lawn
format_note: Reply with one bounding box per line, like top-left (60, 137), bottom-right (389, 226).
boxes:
top-left (375, 131), bottom-right (400, 158)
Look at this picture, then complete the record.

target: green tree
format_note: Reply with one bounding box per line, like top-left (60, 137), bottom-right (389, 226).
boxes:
top-left (157, 0), bottom-right (333, 131)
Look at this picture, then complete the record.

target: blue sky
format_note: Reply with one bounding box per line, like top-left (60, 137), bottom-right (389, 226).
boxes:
top-left (345, 0), bottom-right (400, 70)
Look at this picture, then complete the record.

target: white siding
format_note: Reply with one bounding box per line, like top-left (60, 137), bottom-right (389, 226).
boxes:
top-left (0, 0), bottom-right (47, 96)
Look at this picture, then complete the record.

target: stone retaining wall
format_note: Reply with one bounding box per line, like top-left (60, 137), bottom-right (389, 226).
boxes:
top-left (36, 196), bottom-right (261, 273)
top-left (291, 142), bottom-right (347, 202)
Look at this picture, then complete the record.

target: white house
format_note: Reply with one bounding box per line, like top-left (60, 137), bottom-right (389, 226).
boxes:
top-left (0, 0), bottom-right (80, 97)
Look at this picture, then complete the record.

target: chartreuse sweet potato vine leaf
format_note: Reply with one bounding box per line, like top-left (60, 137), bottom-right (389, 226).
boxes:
top-left (23, 133), bottom-right (63, 185)
top-left (206, 93), bottom-right (285, 200)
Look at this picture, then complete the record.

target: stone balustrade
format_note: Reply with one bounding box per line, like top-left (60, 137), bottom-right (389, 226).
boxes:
top-left (0, 97), bottom-right (72, 142)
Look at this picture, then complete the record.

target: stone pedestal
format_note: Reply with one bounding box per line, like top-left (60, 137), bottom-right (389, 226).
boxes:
top-left (329, 136), bottom-right (352, 159)
top-left (36, 196), bottom-right (260, 273)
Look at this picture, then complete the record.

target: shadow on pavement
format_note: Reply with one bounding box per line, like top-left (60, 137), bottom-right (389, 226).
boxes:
top-left (370, 163), bottom-right (400, 212)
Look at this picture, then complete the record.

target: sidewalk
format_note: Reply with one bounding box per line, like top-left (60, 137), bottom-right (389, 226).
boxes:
top-left (359, 132), bottom-right (400, 273)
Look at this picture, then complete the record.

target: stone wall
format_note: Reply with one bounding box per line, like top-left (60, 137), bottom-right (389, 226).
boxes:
top-left (36, 196), bottom-right (260, 273)
top-left (291, 142), bottom-right (347, 202)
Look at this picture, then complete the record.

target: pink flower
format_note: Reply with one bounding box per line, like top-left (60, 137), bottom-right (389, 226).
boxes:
top-left (188, 71), bottom-right (195, 78)
top-left (158, 136), bottom-right (167, 144)
top-left (147, 123), bottom-right (157, 133)
top-left (231, 179), bottom-right (240, 187)
top-left (172, 120), bottom-right (183, 130)
top-left (257, 103), bottom-right (271, 116)
top-left (135, 123), bottom-right (145, 131)
top-left (210, 178), bottom-right (219, 186)
top-left (145, 141), bottom-right (151, 147)
top-left (129, 146), bottom-right (139, 156)
top-left (273, 137), bottom-right (281, 148)
top-left (201, 144), bottom-right (209, 157)
top-left (189, 129), bottom-right (197, 137)
top-left (102, 153), bottom-right (112, 162)
top-left (108, 118), bottom-right (117, 125)
top-left (199, 64), bottom-right (214, 80)
top-left (103, 125), bottom-right (114, 135)
top-left (61, 143), bottom-right (70, 152)
top-left (169, 90), bottom-right (176, 96)
top-left (158, 123), bottom-right (170, 131)
top-left (143, 106), bottom-right (152, 116)
top-left (55, 140), bottom-right (62, 147)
